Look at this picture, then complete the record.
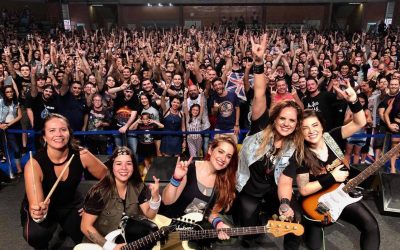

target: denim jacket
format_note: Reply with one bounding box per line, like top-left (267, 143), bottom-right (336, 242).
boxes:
top-left (0, 96), bottom-right (19, 123)
top-left (237, 130), bottom-right (296, 192)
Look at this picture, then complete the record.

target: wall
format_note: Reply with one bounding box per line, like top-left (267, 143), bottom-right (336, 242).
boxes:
top-left (362, 2), bottom-right (387, 28)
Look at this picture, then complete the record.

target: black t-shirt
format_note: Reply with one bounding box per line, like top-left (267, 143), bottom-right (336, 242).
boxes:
top-left (213, 91), bottom-right (239, 130)
top-left (14, 75), bottom-right (31, 106)
top-left (57, 92), bottom-right (88, 131)
top-left (302, 91), bottom-right (338, 131)
top-left (26, 93), bottom-right (58, 131)
top-left (112, 93), bottom-right (139, 129)
top-left (242, 108), bottom-right (300, 197)
top-left (294, 127), bottom-right (344, 186)
top-left (378, 94), bottom-right (397, 127)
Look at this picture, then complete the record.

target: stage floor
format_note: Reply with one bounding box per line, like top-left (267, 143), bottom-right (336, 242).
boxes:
top-left (1, 178), bottom-right (399, 250)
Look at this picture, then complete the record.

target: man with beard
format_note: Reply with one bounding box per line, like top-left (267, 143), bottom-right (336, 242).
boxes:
top-left (302, 77), bottom-right (337, 131)
top-left (375, 78), bottom-right (399, 159)
top-left (26, 84), bottom-right (57, 149)
top-left (211, 78), bottom-right (240, 138)
top-left (58, 77), bottom-right (88, 132)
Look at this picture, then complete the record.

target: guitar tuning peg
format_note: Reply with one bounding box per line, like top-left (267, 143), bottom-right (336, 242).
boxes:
top-left (288, 216), bottom-right (293, 222)
top-left (272, 214), bottom-right (278, 221)
top-left (279, 215), bottom-right (286, 221)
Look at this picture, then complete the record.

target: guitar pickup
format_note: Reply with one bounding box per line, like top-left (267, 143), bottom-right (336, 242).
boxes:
top-left (316, 202), bottom-right (330, 214)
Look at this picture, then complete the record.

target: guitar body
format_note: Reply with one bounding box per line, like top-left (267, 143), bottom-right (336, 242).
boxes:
top-left (302, 183), bottom-right (362, 223)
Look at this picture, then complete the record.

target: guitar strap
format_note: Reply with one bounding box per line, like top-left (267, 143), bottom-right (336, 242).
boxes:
top-left (202, 187), bottom-right (217, 223)
top-left (323, 132), bottom-right (349, 168)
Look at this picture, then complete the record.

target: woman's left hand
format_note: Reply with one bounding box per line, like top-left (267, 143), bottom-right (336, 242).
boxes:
top-left (279, 203), bottom-right (294, 218)
top-left (149, 176), bottom-right (160, 199)
top-left (333, 79), bottom-right (357, 103)
top-left (0, 124), bottom-right (8, 130)
top-left (216, 222), bottom-right (230, 240)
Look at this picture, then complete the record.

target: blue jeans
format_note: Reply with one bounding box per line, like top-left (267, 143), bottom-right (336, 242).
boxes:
top-left (113, 134), bottom-right (138, 162)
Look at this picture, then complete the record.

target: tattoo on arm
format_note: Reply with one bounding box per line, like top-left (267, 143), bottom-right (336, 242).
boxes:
top-left (297, 173), bottom-right (310, 188)
top-left (87, 229), bottom-right (106, 246)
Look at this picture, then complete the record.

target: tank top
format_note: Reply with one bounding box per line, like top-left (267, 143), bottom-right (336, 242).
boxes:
top-left (35, 148), bottom-right (84, 209)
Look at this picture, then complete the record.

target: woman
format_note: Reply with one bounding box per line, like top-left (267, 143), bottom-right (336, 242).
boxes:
top-left (160, 83), bottom-right (185, 156)
top-left (80, 146), bottom-right (160, 250)
top-left (235, 34), bottom-right (304, 249)
top-left (295, 83), bottom-right (380, 250)
top-left (161, 135), bottom-right (238, 242)
top-left (21, 113), bottom-right (108, 250)
top-left (0, 85), bottom-right (23, 175)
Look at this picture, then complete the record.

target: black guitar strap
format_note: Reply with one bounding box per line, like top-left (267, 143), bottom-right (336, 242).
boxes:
top-left (202, 187), bottom-right (217, 223)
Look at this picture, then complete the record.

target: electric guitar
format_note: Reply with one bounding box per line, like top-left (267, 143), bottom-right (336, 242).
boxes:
top-left (302, 141), bottom-right (400, 224)
top-left (73, 215), bottom-right (196, 250)
top-left (154, 212), bottom-right (304, 250)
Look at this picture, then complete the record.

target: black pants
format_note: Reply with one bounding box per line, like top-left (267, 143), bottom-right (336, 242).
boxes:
top-left (234, 189), bottom-right (302, 250)
top-left (304, 201), bottom-right (380, 250)
top-left (21, 201), bottom-right (83, 249)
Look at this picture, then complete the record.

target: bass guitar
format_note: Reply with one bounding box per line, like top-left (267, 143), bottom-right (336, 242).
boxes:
top-left (74, 215), bottom-right (196, 250)
top-left (154, 212), bottom-right (304, 250)
top-left (302, 141), bottom-right (400, 224)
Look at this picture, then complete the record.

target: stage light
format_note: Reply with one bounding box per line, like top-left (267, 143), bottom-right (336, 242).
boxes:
top-left (158, 3), bottom-right (163, 7)
top-left (147, 3), bottom-right (152, 7)
top-left (169, 3), bottom-right (173, 6)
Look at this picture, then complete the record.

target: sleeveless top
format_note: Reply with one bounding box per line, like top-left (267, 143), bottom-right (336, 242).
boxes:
top-left (35, 148), bottom-right (84, 209)
top-left (159, 162), bottom-right (211, 218)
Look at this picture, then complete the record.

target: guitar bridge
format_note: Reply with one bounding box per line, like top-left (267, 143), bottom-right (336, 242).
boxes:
top-left (316, 202), bottom-right (330, 214)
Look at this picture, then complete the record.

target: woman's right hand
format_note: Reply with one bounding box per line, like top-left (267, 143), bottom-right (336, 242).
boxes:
top-left (330, 165), bottom-right (349, 183)
top-left (173, 156), bottom-right (193, 179)
top-left (30, 199), bottom-right (50, 221)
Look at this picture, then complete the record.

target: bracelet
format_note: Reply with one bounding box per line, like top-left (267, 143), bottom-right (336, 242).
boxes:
top-left (348, 98), bottom-right (363, 113)
top-left (211, 217), bottom-right (223, 228)
top-left (317, 173), bottom-right (336, 189)
top-left (280, 198), bottom-right (290, 205)
top-left (170, 176), bottom-right (182, 187)
top-left (103, 240), bottom-right (117, 250)
top-left (253, 63), bottom-right (264, 74)
top-left (149, 194), bottom-right (161, 210)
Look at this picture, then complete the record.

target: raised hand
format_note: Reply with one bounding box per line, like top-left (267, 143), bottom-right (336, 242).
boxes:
top-left (149, 176), bottom-right (160, 199)
top-left (333, 79), bottom-right (357, 103)
top-left (173, 156), bottom-right (193, 180)
top-left (250, 33), bottom-right (268, 62)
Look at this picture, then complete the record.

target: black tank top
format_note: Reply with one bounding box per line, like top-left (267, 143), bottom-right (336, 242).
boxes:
top-left (159, 162), bottom-right (211, 218)
top-left (35, 148), bottom-right (84, 209)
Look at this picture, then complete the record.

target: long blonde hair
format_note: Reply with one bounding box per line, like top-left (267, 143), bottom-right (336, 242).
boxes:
top-left (256, 100), bottom-right (304, 164)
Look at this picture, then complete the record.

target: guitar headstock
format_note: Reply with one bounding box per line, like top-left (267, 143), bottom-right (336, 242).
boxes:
top-left (266, 220), bottom-right (304, 237)
top-left (171, 217), bottom-right (199, 231)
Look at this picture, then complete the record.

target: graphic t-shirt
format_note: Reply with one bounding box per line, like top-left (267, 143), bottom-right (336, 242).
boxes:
top-left (213, 91), bottom-right (239, 130)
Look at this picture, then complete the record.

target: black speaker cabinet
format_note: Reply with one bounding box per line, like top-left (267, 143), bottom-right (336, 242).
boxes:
top-left (379, 173), bottom-right (400, 213)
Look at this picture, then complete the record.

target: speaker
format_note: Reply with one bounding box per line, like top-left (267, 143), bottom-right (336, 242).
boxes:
top-left (145, 156), bottom-right (202, 183)
top-left (379, 173), bottom-right (400, 213)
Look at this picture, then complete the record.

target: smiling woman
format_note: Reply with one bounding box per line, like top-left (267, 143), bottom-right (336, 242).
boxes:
top-left (21, 113), bottom-right (108, 249)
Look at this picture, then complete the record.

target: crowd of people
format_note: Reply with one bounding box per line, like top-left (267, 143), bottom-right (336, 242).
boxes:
top-left (0, 7), bottom-right (398, 249)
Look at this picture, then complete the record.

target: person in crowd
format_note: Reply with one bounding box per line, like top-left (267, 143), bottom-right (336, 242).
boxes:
top-left (80, 146), bottom-right (160, 250)
top-left (344, 93), bottom-right (373, 165)
top-left (294, 81), bottom-right (379, 250)
top-left (161, 135), bottom-right (238, 243)
top-left (84, 93), bottom-right (111, 155)
top-left (236, 34), bottom-right (304, 249)
top-left (0, 85), bottom-right (23, 175)
top-left (183, 87), bottom-right (204, 157)
top-left (160, 83), bottom-right (185, 157)
top-left (21, 113), bottom-right (108, 249)
top-left (130, 113), bottom-right (164, 172)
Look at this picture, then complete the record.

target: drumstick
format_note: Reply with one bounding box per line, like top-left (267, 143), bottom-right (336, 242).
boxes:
top-left (44, 154), bottom-right (75, 204)
top-left (30, 151), bottom-right (39, 206)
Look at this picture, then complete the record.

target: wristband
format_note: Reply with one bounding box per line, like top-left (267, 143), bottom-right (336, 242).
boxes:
top-left (211, 217), bottom-right (223, 228)
top-left (103, 240), bottom-right (117, 250)
top-left (349, 98), bottom-right (363, 113)
top-left (149, 194), bottom-right (161, 210)
top-left (253, 64), bottom-right (264, 74)
top-left (32, 213), bottom-right (47, 223)
top-left (280, 198), bottom-right (290, 205)
top-left (317, 173), bottom-right (336, 189)
top-left (170, 176), bottom-right (182, 187)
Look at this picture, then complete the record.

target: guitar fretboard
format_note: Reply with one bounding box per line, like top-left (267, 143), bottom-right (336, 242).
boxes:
top-left (122, 226), bottom-right (174, 250)
top-left (343, 142), bottom-right (400, 193)
top-left (178, 226), bottom-right (268, 240)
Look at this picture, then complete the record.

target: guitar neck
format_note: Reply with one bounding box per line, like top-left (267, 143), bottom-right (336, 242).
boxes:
top-left (178, 226), bottom-right (267, 241)
top-left (343, 142), bottom-right (400, 193)
top-left (122, 227), bottom-right (170, 250)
